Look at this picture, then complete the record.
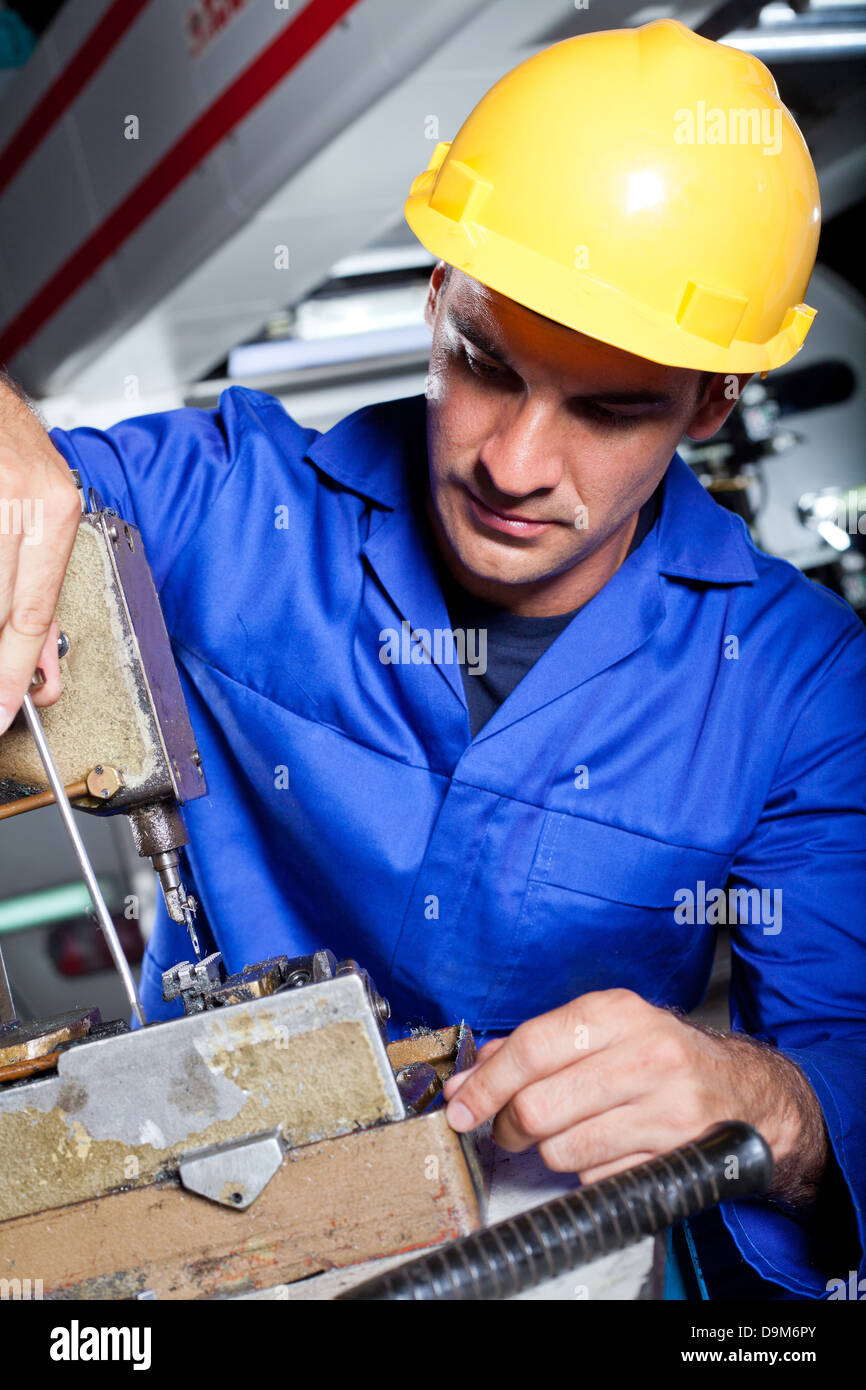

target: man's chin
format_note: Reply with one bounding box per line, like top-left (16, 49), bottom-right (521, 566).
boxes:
top-left (447, 544), bottom-right (575, 592)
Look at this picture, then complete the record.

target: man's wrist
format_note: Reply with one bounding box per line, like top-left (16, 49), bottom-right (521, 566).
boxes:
top-left (756, 1044), bottom-right (830, 1206)
top-left (688, 1020), bottom-right (829, 1205)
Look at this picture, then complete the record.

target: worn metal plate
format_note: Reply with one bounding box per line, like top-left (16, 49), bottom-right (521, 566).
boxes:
top-left (0, 973), bottom-right (403, 1222)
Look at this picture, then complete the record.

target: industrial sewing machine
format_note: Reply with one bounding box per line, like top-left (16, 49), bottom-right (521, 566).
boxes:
top-left (0, 483), bottom-right (772, 1301)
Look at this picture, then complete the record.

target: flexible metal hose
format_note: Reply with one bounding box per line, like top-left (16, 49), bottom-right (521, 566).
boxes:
top-left (338, 1120), bottom-right (772, 1300)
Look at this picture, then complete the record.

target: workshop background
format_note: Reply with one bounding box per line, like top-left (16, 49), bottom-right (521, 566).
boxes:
top-left (0, 0), bottom-right (863, 1025)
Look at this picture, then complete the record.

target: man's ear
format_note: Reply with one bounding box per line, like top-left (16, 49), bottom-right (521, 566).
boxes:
top-left (684, 373), bottom-right (754, 441)
top-left (424, 261), bottom-right (449, 332)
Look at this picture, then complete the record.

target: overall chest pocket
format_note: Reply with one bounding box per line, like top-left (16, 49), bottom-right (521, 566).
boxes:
top-left (478, 810), bottom-right (732, 1029)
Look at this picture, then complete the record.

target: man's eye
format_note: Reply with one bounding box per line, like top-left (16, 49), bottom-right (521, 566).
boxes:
top-left (582, 402), bottom-right (639, 428)
top-left (460, 346), bottom-right (504, 380)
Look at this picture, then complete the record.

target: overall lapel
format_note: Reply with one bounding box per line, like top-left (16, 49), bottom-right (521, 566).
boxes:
top-left (302, 396), bottom-right (757, 743)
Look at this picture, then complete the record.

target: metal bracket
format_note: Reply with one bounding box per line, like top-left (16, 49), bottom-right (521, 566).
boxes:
top-left (178, 1129), bottom-right (285, 1209)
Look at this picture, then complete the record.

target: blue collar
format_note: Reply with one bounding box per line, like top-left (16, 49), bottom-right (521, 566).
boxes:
top-left (303, 391), bottom-right (758, 587)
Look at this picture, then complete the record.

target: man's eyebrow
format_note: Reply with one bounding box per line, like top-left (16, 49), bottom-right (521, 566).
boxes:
top-left (447, 307), bottom-right (514, 366)
top-left (586, 389), bottom-right (677, 408)
top-left (446, 308), bottom-right (676, 408)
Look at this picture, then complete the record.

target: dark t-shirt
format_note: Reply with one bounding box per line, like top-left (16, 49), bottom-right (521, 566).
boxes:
top-left (439, 488), bottom-right (660, 737)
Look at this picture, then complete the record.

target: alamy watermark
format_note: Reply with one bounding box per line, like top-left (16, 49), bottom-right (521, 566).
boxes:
top-left (0, 496), bottom-right (42, 545)
top-left (0, 1277), bottom-right (43, 1299)
top-left (674, 881), bottom-right (781, 935)
top-left (674, 102), bottom-right (781, 156)
top-left (379, 620), bottom-right (487, 676)
top-left (50, 1320), bottom-right (151, 1369)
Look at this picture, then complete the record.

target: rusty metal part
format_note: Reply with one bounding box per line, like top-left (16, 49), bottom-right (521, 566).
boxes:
top-left (395, 1061), bottom-right (442, 1115)
top-left (150, 847), bottom-right (201, 956)
top-left (0, 1049), bottom-right (64, 1084)
top-left (210, 957), bottom-right (294, 1007)
top-left (129, 807), bottom-right (201, 956)
top-left (0, 779), bottom-right (89, 819)
top-left (128, 802), bottom-right (188, 858)
top-left (159, 949), bottom-right (392, 1033)
top-left (388, 1026), bottom-right (464, 1081)
top-left (0, 1008), bottom-right (101, 1066)
top-left (161, 952), bottom-right (224, 1012)
top-left (85, 765), bottom-right (123, 800)
top-left (0, 765), bottom-right (125, 820)
top-left (160, 952), bottom-right (326, 1014)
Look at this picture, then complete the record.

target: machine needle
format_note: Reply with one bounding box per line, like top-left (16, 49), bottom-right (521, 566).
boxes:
top-left (21, 692), bottom-right (147, 1028)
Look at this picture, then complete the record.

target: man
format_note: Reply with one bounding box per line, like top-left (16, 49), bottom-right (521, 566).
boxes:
top-left (0, 20), bottom-right (863, 1300)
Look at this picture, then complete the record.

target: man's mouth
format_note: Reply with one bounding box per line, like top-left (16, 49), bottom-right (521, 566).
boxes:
top-left (463, 486), bottom-right (557, 538)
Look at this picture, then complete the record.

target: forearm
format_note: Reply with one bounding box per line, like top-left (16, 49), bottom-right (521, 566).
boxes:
top-left (0, 369), bottom-right (49, 445)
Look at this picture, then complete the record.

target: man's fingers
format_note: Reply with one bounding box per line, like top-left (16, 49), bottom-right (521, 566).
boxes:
top-left (535, 1107), bottom-right (653, 1175)
top-left (444, 997), bottom-right (623, 1132)
top-left (0, 522), bottom-right (23, 722)
top-left (534, 1089), bottom-right (735, 1175)
top-left (442, 1037), bottom-right (506, 1100)
top-left (489, 1044), bottom-right (644, 1152)
top-left (30, 619), bottom-right (62, 707)
top-left (0, 585), bottom-right (61, 731)
top-left (0, 483), bottom-right (78, 732)
top-left (577, 1152), bottom-right (656, 1184)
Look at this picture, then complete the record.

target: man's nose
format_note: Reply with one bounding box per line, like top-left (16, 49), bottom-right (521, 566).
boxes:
top-left (479, 399), bottom-right (567, 498)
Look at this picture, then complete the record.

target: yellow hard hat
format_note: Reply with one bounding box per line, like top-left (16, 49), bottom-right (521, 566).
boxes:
top-left (404, 19), bottom-right (820, 373)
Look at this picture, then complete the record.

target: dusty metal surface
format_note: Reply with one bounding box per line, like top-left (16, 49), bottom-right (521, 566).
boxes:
top-left (0, 519), bottom-right (160, 800)
top-left (0, 507), bottom-right (206, 810)
top-left (2, 1109), bottom-right (486, 1300)
top-left (0, 973), bottom-right (403, 1222)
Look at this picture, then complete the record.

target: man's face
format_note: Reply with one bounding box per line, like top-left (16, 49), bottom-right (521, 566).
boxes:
top-left (423, 265), bottom-right (745, 613)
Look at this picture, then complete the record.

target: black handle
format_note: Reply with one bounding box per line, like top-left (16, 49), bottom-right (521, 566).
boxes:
top-left (337, 1120), bottom-right (772, 1300)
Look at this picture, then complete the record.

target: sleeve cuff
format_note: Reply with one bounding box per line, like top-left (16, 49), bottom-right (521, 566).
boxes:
top-left (720, 1048), bottom-right (865, 1297)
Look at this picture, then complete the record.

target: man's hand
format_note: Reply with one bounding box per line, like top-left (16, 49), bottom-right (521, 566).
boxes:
top-left (443, 989), bottom-right (828, 1204)
top-left (0, 372), bottom-right (80, 732)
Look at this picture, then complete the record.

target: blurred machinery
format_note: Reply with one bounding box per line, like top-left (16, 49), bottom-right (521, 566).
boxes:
top-left (679, 354), bottom-right (866, 619)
